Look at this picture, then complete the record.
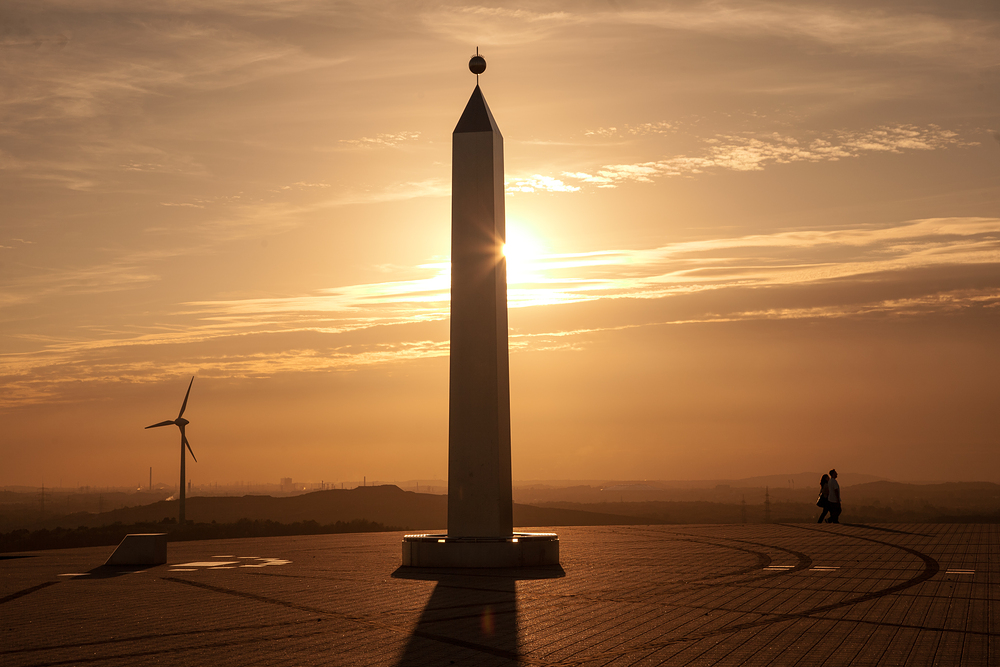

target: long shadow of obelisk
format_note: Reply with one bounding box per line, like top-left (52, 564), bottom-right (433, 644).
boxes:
top-left (393, 566), bottom-right (563, 665)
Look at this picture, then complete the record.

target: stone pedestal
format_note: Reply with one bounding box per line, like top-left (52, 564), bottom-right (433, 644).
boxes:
top-left (402, 532), bottom-right (559, 568)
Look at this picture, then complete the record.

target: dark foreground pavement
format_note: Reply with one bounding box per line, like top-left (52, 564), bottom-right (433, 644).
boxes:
top-left (2, 523), bottom-right (996, 666)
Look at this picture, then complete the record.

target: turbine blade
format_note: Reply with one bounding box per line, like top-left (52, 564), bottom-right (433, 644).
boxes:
top-left (177, 376), bottom-right (194, 420)
top-left (182, 433), bottom-right (197, 463)
top-left (145, 420), bottom-right (175, 429)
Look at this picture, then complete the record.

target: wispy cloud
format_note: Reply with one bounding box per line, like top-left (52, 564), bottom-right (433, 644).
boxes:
top-left (155, 216), bottom-right (1000, 321)
top-left (585, 122), bottom-right (677, 138)
top-left (0, 238), bottom-right (34, 250)
top-left (2, 0), bottom-right (997, 412)
top-left (614, 4), bottom-right (1000, 62)
top-left (0, 6), bottom-right (344, 191)
top-left (0, 253), bottom-right (168, 309)
top-left (563, 125), bottom-right (974, 189)
top-left (340, 132), bottom-right (421, 148)
top-left (709, 290), bottom-right (1000, 323)
top-left (423, 6), bottom-right (572, 45)
top-left (4, 216), bottom-right (997, 406)
top-left (506, 175), bottom-right (580, 193)
top-left (4, 175), bottom-right (449, 315)
top-left (1, 15), bottom-right (332, 123)
top-left (426, 2), bottom-right (999, 64)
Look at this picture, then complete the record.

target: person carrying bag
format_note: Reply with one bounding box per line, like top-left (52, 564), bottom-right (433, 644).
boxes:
top-left (816, 473), bottom-right (830, 523)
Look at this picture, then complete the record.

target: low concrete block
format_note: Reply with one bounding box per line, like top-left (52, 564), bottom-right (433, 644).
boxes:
top-left (402, 532), bottom-right (559, 568)
top-left (105, 533), bottom-right (167, 566)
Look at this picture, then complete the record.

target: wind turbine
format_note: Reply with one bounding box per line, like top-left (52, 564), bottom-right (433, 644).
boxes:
top-left (146, 376), bottom-right (197, 525)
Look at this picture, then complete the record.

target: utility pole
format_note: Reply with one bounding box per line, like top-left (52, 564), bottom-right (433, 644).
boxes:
top-left (741, 495), bottom-right (747, 524)
top-left (764, 486), bottom-right (771, 524)
top-left (149, 467), bottom-right (152, 491)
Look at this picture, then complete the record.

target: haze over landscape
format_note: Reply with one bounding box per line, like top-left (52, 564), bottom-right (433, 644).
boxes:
top-left (3, 0), bottom-right (999, 489)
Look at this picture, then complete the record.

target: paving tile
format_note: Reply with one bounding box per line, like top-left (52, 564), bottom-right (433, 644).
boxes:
top-left (4, 524), bottom-right (1000, 665)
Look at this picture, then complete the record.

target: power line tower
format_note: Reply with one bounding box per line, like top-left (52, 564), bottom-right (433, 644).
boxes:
top-left (764, 486), bottom-right (771, 524)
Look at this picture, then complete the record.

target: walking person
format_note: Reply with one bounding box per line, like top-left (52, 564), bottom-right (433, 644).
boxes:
top-left (816, 474), bottom-right (831, 523)
top-left (826, 469), bottom-right (842, 523)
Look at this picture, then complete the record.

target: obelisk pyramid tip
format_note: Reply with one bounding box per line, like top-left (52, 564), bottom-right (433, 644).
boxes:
top-left (454, 85), bottom-right (500, 135)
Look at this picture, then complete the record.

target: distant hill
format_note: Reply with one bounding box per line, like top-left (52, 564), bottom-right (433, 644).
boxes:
top-left (534, 480), bottom-right (1000, 524)
top-left (512, 473), bottom-right (888, 492)
top-left (723, 472), bottom-right (888, 489)
top-left (22, 485), bottom-right (656, 532)
top-left (8, 480), bottom-right (1000, 533)
top-left (847, 481), bottom-right (1000, 510)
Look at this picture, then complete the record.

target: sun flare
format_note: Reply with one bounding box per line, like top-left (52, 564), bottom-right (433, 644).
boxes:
top-left (503, 222), bottom-right (546, 285)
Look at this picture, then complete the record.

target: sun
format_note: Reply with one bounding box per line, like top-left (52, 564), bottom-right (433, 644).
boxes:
top-left (502, 222), bottom-right (546, 285)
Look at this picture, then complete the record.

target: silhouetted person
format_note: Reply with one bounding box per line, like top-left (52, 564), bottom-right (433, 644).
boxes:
top-left (816, 473), bottom-right (831, 523)
top-left (826, 469), bottom-right (842, 523)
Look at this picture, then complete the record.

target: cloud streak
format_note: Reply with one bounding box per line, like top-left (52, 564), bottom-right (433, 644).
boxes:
top-left (427, 2), bottom-right (1000, 65)
top-left (340, 132), bottom-right (421, 148)
top-left (616, 4), bottom-right (999, 61)
top-left (2, 0), bottom-right (998, 414)
top-left (0, 5), bottom-right (345, 192)
top-left (506, 175), bottom-right (580, 193)
top-left (4, 216), bottom-right (997, 406)
top-left (565, 125), bottom-right (975, 188)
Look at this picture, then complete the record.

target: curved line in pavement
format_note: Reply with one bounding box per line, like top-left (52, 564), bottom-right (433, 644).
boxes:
top-left (560, 526), bottom-right (941, 666)
top-left (781, 523), bottom-right (940, 616)
top-left (633, 528), bottom-right (813, 583)
top-left (665, 536), bottom-right (775, 581)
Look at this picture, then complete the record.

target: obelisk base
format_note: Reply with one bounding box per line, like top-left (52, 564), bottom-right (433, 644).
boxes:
top-left (401, 533), bottom-right (559, 568)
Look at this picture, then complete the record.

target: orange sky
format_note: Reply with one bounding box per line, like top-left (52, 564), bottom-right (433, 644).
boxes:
top-left (2, 1), bottom-right (999, 487)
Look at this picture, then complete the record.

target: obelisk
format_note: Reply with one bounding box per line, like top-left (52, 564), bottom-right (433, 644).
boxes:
top-left (447, 76), bottom-right (513, 538)
top-left (401, 53), bottom-right (557, 567)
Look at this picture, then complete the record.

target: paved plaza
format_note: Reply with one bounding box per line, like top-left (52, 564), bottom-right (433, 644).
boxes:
top-left (2, 523), bottom-right (997, 666)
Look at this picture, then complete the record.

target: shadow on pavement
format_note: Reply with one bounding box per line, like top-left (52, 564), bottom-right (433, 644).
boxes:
top-left (841, 523), bottom-right (931, 537)
top-left (392, 565), bottom-right (564, 665)
top-left (82, 564), bottom-right (162, 579)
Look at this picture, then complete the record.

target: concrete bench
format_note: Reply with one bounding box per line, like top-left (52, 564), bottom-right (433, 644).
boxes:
top-left (105, 533), bottom-right (167, 565)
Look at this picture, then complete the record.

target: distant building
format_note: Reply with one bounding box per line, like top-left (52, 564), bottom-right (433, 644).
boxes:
top-left (280, 478), bottom-right (292, 492)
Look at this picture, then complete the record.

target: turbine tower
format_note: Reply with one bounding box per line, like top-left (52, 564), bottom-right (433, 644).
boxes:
top-left (145, 377), bottom-right (197, 524)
